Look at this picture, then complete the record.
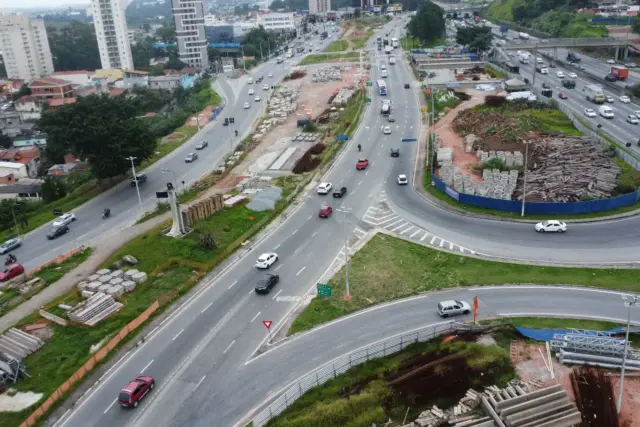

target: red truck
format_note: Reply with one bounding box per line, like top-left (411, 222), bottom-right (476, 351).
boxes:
top-left (610, 65), bottom-right (629, 80)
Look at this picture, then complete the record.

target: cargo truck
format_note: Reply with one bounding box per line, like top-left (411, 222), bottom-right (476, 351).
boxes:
top-left (610, 66), bottom-right (629, 80)
top-left (381, 100), bottom-right (391, 115)
top-left (384, 45), bottom-right (392, 54)
top-left (584, 84), bottom-right (605, 104)
top-left (389, 56), bottom-right (396, 65)
top-left (567, 52), bottom-right (581, 63)
top-left (535, 64), bottom-right (548, 74)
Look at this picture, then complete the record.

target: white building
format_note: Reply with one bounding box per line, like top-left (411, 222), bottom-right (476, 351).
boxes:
top-left (204, 14), bottom-right (217, 26)
top-left (172, 0), bottom-right (209, 70)
top-left (309, 0), bottom-right (331, 14)
top-left (0, 15), bottom-right (54, 81)
top-left (91, 0), bottom-right (134, 70)
top-left (51, 70), bottom-right (96, 86)
top-left (256, 12), bottom-right (296, 33)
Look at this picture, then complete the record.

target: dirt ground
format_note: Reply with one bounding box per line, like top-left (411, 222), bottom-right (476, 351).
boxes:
top-left (184, 105), bottom-right (217, 127)
top-left (612, 376), bottom-right (640, 427)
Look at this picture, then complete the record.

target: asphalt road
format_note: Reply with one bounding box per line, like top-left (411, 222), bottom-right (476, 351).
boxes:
top-left (48, 16), bottom-right (640, 427)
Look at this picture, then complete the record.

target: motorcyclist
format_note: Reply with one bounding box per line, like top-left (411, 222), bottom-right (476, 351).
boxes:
top-left (102, 208), bottom-right (111, 219)
top-left (357, 144), bottom-right (362, 152)
top-left (5, 254), bottom-right (16, 264)
top-left (235, 130), bottom-right (239, 137)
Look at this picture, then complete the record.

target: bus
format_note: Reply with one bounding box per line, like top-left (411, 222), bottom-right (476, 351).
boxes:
top-left (377, 80), bottom-right (387, 95)
top-left (391, 38), bottom-right (399, 49)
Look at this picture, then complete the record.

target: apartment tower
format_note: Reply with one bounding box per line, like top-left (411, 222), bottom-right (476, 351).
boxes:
top-left (171, 0), bottom-right (209, 70)
top-left (91, 0), bottom-right (134, 70)
top-left (0, 15), bottom-right (54, 81)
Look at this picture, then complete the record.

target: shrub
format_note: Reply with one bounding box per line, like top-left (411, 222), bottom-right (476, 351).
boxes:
top-left (485, 95), bottom-right (506, 107)
top-left (309, 143), bottom-right (326, 155)
top-left (198, 232), bottom-right (216, 250)
top-left (303, 123), bottom-right (318, 133)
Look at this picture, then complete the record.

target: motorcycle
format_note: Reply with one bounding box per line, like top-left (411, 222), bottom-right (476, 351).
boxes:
top-left (235, 130), bottom-right (239, 137)
top-left (5, 255), bottom-right (16, 265)
top-left (102, 209), bottom-right (111, 220)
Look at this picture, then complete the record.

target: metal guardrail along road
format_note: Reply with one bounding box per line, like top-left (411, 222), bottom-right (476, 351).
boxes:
top-left (503, 37), bottom-right (629, 50)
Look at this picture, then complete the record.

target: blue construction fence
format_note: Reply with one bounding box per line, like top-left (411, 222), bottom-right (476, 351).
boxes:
top-left (431, 175), bottom-right (640, 215)
top-left (209, 103), bottom-right (224, 122)
top-left (515, 326), bottom-right (626, 341)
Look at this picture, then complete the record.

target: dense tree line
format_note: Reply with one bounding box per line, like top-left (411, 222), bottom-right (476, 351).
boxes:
top-left (486, 0), bottom-right (594, 25)
top-left (408, 1), bottom-right (446, 44)
top-left (125, 0), bottom-right (172, 26)
top-left (456, 26), bottom-right (493, 52)
top-left (241, 27), bottom-right (292, 59)
top-left (47, 21), bottom-right (101, 72)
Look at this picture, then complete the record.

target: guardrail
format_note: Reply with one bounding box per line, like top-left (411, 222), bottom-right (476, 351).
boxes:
top-left (251, 321), bottom-right (489, 427)
top-left (503, 37), bottom-right (628, 50)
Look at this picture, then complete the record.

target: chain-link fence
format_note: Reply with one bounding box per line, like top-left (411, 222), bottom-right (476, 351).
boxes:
top-left (251, 321), bottom-right (488, 427)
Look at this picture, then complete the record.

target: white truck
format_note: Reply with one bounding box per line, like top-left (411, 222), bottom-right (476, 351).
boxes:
top-left (384, 45), bottom-right (392, 54)
top-left (381, 100), bottom-right (391, 115)
top-left (389, 56), bottom-right (396, 65)
top-left (518, 32), bottom-right (530, 40)
top-left (506, 91), bottom-right (537, 102)
top-left (518, 53), bottom-right (530, 65)
top-left (584, 84), bottom-right (605, 104)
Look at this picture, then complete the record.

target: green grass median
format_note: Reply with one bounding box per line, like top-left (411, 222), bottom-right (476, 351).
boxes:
top-left (324, 40), bottom-right (348, 52)
top-left (299, 52), bottom-right (360, 66)
top-left (289, 233), bottom-right (640, 334)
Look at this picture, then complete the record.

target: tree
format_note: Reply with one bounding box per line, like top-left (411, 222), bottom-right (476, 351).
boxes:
top-left (37, 94), bottom-right (157, 180)
top-left (0, 61), bottom-right (6, 78)
top-left (142, 23), bottom-right (151, 32)
top-left (456, 26), bottom-right (493, 52)
top-left (149, 65), bottom-right (166, 76)
top-left (155, 24), bottom-right (176, 42)
top-left (11, 84), bottom-right (31, 102)
top-left (41, 177), bottom-right (67, 204)
top-left (408, 1), bottom-right (445, 44)
top-left (0, 133), bottom-right (12, 149)
top-left (242, 27), bottom-right (279, 60)
top-left (631, 83), bottom-right (640, 99)
top-left (633, 18), bottom-right (640, 35)
top-left (47, 21), bottom-right (101, 71)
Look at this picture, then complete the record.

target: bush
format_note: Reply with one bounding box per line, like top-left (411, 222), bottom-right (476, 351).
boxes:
top-left (485, 95), bottom-right (506, 107)
top-left (198, 232), bottom-right (216, 250)
top-left (309, 143), bottom-right (326, 155)
top-left (303, 123), bottom-right (318, 133)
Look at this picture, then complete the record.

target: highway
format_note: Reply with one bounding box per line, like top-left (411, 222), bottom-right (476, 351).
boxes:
top-left (47, 15), bottom-right (640, 427)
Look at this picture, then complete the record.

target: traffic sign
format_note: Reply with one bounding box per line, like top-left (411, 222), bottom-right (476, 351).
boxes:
top-left (317, 284), bottom-right (332, 298)
top-left (366, 82), bottom-right (373, 86)
top-left (336, 135), bottom-right (349, 141)
top-left (364, 97), bottom-right (371, 102)
top-left (262, 320), bottom-right (272, 329)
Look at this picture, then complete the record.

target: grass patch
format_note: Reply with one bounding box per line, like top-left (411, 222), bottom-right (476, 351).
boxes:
top-left (530, 110), bottom-right (583, 136)
top-left (486, 65), bottom-right (507, 79)
top-left (321, 89), bottom-right (366, 164)
top-left (262, 340), bottom-right (514, 427)
top-left (289, 234), bottom-right (640, 334)
top-left (298, 52), bottom-right (360, 66)
top-left (140, 125), bottom-right (200, 170)
top-left (352, 30), bottom-right (375, 50)
top-left (324, 39), bottom-right (348, 52)
top-left (400, 36), bottom-right (443, 50)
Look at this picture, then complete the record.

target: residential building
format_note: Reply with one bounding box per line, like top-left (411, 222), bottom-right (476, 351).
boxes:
top-left (91, 0), bottom-right (134, 70)
top-left (28, 77), bottom-right (75, 101)
top-left (0, 182), bottom-right (42, 200)
top-left (0, 107), bottom-right (20, 126)
top-left (256, 12), bottom-right (296, 33)
top-left (12, 135), bottom-right (47, 149)
top-left (0, 161), bottom-right (28, 179)
top-left (148, 74), bottom-right (182, 90)
top-left (52, 70), bottom-right (95, 86)
top-left (123, 70), bottom-right (149, 89)
top-left (47, 154), bottom-right (89, 177)
top-left (14, 96), bottom-right (41, 121)
top-left (309, 0), bottom-right (331, 14)
top-left (204, 22), bottom-right (256, 44)
top-left (0, 123), bottom-right (35, 138)
top-left (0, 15), bottom-right (54, 81)
top-left (171, 0), bottom-right (209, 70)
top-left (204, 14), bottom-right (217, 26)
top-left (0, 148), bottom-right (41, 178)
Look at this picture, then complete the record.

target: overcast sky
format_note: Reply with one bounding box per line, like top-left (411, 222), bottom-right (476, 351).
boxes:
top-left (2, 0), bottom-right (89, 9)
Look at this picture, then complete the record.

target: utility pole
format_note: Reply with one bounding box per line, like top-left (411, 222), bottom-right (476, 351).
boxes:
top-left (520, 141), bottom-right (529, 217)
top-left (618, 295), bottom-right (640, 414)
top-left (336, 206), bottom-right (352, 299)
top-left (126, 156), bottom-right (144, 216)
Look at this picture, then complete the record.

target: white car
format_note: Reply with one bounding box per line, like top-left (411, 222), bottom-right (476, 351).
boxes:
top-left (262, 84), bottom-right (269, 91)
top-left (437, 300), bottom-right (471, 317)
top-left (607, 59), bottom-right (616, 64)
top-left (254, 96), bottom-right (261, 102)
top-left (53, 213), bottom-right (76, 227)
top-left (568, 72), bottom-right (577, 78)
top-left (635, 110), bottom-right (640, 117)
top-left (317, 182), bottom-right (332, 194)
top-left (397, 174), bottom-right (408, 185)
top-left (383, 126), bottom-right (391, 134)
top-left (627, 114), bottom-right (639, 124)
top-left (605, 95), bottom-right (614, 103)
top-left (268, 72), bottom-right (273, 77)
top-left (255, 253), bottom-right (278, 269)
top-left (556, 71), bottom-right (564, 78)
top-left (535, 220), bottom-right (567, 233)
top-left (243, 102), bottom-right (250, 109)
top-left (584, 108), bottom-right (596, 117)
top-left (620, 95), bottom-right (631, 103)
top-left (380, 64), bottom-right (386, 70)
top-left (248, 89), bottom-right (255, 95)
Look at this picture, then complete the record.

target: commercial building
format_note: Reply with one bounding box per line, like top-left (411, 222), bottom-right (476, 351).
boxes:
top-left (91, 0), bottom-right (134, 70)
top-left (256, 12), bottom-right (296, 33)
top-left (0, 15), bottom-right (54, 81)
top-left (309, 0), bottom-right (331, 14)
top-left (205, 22), bottom-right (256, 44)
top-left (171, 0), bottom-right (209, 70)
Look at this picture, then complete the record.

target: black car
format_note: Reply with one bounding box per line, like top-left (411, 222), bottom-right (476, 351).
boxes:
top-left (404, 83), bottom-right (410, 89)
top-left (604, 74), bottom-right (617, 82)
top-left (542, 82), bottom-right (550, 89)
top-left (255, 274), bottom-right (279, 294)
top-left (390, 148), bottom-right (400, 157)
top-left (47, 225), bottom-right (69, 240)
top-left (332, 186), bottom-right (347, 198)
top-left (387, 116), bottom-right (395, 123)
top-left (130, 173), bottom-right (147, 187)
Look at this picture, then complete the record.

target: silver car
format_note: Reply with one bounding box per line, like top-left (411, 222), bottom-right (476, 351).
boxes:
top-left (0, 238), bottom-right (21, 254)
top-left (185, 153), bottom-right (198, 163)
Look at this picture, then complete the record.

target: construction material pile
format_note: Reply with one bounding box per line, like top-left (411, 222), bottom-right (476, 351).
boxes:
top-left (523, 136), bottom-right (620, 202)
top-left (253, 86), bottom-right (300, 143)
top-left (77, 267), bottom-right (145, 301)
top-left (310, 65), bottom-right (343, 83)
top-left (551, 328), bottom-right (638, 371)
top-left (571, 367), bottom-right (619, 427)
top-left (332, 88), bottom-right (356, 106)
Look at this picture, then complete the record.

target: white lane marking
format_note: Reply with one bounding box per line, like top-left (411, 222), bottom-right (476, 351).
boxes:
top-left (430, 236), bottom-right (436, 245)
top-left (439, 239), bottom-right (445, 248)
top-left (223, 340), bottom-right (236, 354)
top-left (296, 266), bottom-right (306, 276)
top-left (459, 246), bottom-right (464, 253)
top-left (141, 359), bottom-right (154, 374)
top-left (390, 222), bottom-right (408, 233)
top-left (103, 399), bottom-right (117, 414)
top-left (366, 171), bottom-right (369, 176)
top-left (307, 215), bottom-right (312, 220)
top-left (499, 312), bottom-right (631, 324)
top-left (449, 242), bottom-right (453, 250)
top-left (251, 312), bottom-right (261, 323)
top-left (249, 289), bottom-right (255, 295)
top-left (469, 285), bottom-right (634, 297)
top-left (228, 280), bottom-right (238, 289)
top-left (172, 329), bottom-right (184, 341)
top-left (311, 231), bottom-right (318, 237)
top-left (291, 229), bottom-right (298, 236)
top-left (272, 289), bottom-right (283, 300)
top-left (420, 232), bottom-right (429, 242)
top-left (410, 229), bottom-right (421, 238)
top-left (195, 375), bottom-right (206, 390)
top-left (384, 218), bottom-right (404, 228)
top-left (273, 244), bottom-right (281, 250)
top-left (274, 264), bottom-right (283, 271)
top-left (357, 180), bottom-right (362, 186)
top-left (201, 302), bottom-right (213, 313)
top-left (400, 225), bottom-right (415, 235)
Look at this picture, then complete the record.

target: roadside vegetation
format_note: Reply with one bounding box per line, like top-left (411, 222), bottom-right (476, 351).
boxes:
top-left (289, 234), bottom-right (640, 334)
top-left (298, 52), bottom-right (361, 65)
top-left (351, 30), bottom-right (375, 49)
top-left (324, 39), bottom-right (348, 52)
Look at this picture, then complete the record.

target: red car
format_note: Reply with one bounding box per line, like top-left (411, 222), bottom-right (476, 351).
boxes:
top-left (0, 264), bottom-right (24, 282)
top-left (319, 204), bottom-right (333, 218)
top-left (119, 376), bottom-right (155, 408)
top-left (559, 92), bottom-right (568, 99)
top-left (356, 158), bottom-right (369, 170)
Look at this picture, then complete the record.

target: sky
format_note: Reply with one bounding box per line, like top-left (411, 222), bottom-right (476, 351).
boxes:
top-left (2, 0), bottom-right (89, 9)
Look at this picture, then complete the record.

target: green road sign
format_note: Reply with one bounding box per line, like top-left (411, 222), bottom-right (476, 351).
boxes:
top-left (317, 284), bottom-right (332, 298)
top-left (366, 82), bottom-right (373, 86)
top-left (364, 97), bottom-right (371, 103)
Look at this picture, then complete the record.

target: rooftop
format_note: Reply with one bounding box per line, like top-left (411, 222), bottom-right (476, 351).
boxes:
top-left (48, 98), bottom-right (77, 107)
top-left (0, 161), bottom-right (27, 170)
top-left (0, 182), bottom-right (42, 194)
top-left (29, 77), bottom-right (74, 88)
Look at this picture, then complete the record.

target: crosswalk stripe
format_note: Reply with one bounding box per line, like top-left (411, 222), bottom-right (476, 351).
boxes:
top-left (390, 222), bottom-right (408, 232)
top-left (400, 226), bottom-right (415, 235)
top-left (459, 246), bottom-right (464, 253)
top-left (378, 215), bottom-right (399, 225)
top-left (376, 213), bottom-right (396, 222)
top-left (410, 229), bottom-right (421, 238)
top-left (449, 242), bottom-right (453, 250)
top-left (385, 218), bottom-right (404, 228)
top-left (430, 236), bottom-right (436, 245)
top-left (420, 232), bottom-right (429, 242)
top-left (439, 239), bottom-right (445, 248)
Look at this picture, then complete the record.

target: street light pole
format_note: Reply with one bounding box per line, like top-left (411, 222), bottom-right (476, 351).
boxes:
top-left (336, 206), bottom-right (352, 298)
top-left (520, 141), bottom-right (529, 217)
top-left (617, 295), bottom-right (640, 414)
top-left (126, 156), bottom-right (144, 215)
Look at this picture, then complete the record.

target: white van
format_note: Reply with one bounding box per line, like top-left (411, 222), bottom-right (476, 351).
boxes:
top-left (247, 77), bottom-right (253, 84)
top-left (381, 70), bottom-right (388, 78)
top-left (599, 105), bottom-right (614, 119)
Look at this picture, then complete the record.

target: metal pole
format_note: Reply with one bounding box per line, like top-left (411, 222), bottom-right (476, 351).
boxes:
top-left (161, 169), bottom-right (177, 190)
top-left (617, 296), bottom-right (638, 413)
top-left (241, 46), bottom-right (246, 71)
top-left (127, 156), bottom-right (144, 215)
top-left (531, 44), bottom-right (537, 88)
top-left (520, 141), bottom-right (528, 217)
top-left (11, 204), bottom-right (20, 236)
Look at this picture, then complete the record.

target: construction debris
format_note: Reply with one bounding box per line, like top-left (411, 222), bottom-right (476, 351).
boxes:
top-left (551, 328), bottom-right (638, 370)
top-left (68, 292), bottom-right (123, 326)
top-left (571, 367), bottom-right (618, 427)
top-left (252, 86), bottom-right (300, 144)
top-left (310, 65), bottom-right (344, 83)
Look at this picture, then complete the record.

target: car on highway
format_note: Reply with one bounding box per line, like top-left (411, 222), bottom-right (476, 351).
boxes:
top-left (318, 204), bottom-right (333, 218)
top-left (627, 114), bottom-right (639, 124)
top-left (380, 64), bottom-right (386, 70)
top-left (628, 62), bottom-right (637, 68)
top-left (535, 220), bottom-right (567, 233)
top-left (185, 152), bottom-right (198, 163)
top-left (53, 213), bottom-right (76, 227)
top-left (47, 225), bottom-right (69, 240)
top-left (255, 253), bottom-right (278, 269)
top-left (244, 102), bottom-right (250, 109)
top-left (437, 300), bottom-right (471, 317)
top-left (262, 84), bottom-right (269, 91)
top-left (404, 83), bottom-right (410, 89)
top-left (556, 71), bottom-right (564, 78)
top-left (568, 72), bottom-right (577, 78)
top-left (317, 182), bottom-right (332, 194)
top-left (356, 158), bottom-right (369, 170)
top-left (541, 82), bottom-right (550, 89)
top-left (118, 376), bottom-right (155, 408)
top-left (247, 77), bottom-right (253, 84)
top-left (387, 116), bottom-right (395, 122)
top-left (0, 238), bottom-right (20, 254)
top-left (195, 141), bottom-right (208, 150)
top-left (620, 95), bottom-right (631, 103)
top-left (332, 186), bottom-right (347, 198)
top-left (559, 92), bottom-right (568, 99)
top-left (397, 174), bottom-right (408, 185)
top-left (0, 264), bottom-right (24, 282)
top-left (255, 273), bottom-right (279, 294)
top-left (383, 126), bottom-right (391, 134)
top-left (248, 89), bottom-right (255, 95)
top-left (607, 59), bottom-right (615, 64)
top-left (130, 173), bottom-right (147, 187)
top-left (584, 108), bottom-right (596, 117)
top-left (268, 72), bottom-right (273, 77)
top-left (605, 95), bottom-right (614, 103)
top-left (255, 96), bottom-right (261, 102)
top-left (390, 148), bottom-right (400, 157)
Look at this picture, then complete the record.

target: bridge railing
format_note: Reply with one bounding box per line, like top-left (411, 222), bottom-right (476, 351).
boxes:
top-left (504, 37), bottom-right (628, 49)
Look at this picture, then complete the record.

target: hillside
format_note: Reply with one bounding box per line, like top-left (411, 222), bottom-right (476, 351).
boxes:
top-left (125, 0), bottom-right (172, 26)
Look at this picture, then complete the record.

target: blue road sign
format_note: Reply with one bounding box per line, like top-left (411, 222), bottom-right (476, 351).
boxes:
top-left (336, 135), bottom-right (349, 141)
top-left (401, 138), bottom-right (417, 142)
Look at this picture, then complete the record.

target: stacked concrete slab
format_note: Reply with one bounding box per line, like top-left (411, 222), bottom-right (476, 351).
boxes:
top-left (0, 328), bottom-right (44, 361)
top-left (68, 292), bottom-right (124, 326)
top-left (332, 88), bottom-right (355, 106)
top-left (437, 147), bottom-right (453, 165)
top-left (310, 65), bottom-right (343, 83)
top-left (253, 86), bottom-right (299, 143)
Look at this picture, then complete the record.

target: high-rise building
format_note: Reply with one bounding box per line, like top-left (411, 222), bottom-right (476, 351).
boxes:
top-left (171, 0), bottom-right (209, 70)
top-left (309, 0), bottom-right (331, 14)
top-left (0, 15), bottom-right (54, 81)
top-left (91, 0), bottom-right (134, 70)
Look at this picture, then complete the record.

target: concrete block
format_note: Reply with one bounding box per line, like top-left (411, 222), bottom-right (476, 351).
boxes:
top-left (110, 270), bottom-right (124, 279)
top-left (124, 269), bottom-right (139, 279)
top-left (87, 274), bottom-right (100, 282)
top-left (109, 277), bottom-right (124, 286)
top-left (96, 269), bottom-right (110, 276)
top-left (98, 275), bottom-right (111, 283)
top-left (122, 280), bottom-right (136, 292)
top-left (81, 290), bottom-right (95, 299)
top-left (132, 272), bottom-right (148, 284)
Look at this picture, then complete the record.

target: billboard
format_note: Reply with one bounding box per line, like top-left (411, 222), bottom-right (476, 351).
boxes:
top-left (388, 3), bottom-right (402, 11)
